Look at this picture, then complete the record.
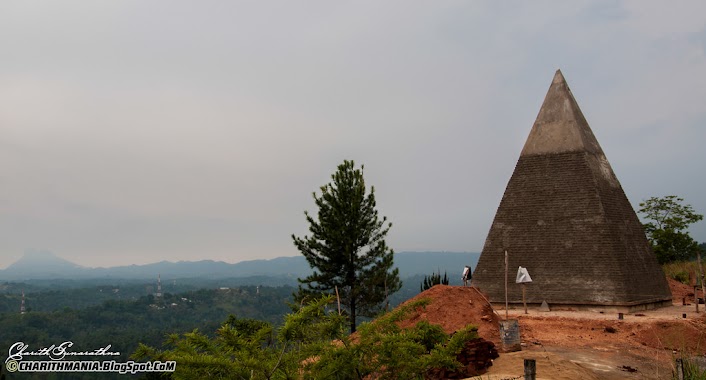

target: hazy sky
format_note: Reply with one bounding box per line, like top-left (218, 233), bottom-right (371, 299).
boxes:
top-left (1, 1), bottom-right (705, 268)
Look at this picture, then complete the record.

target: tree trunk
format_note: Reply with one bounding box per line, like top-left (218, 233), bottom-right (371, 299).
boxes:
top-left (349, 251), bottom-right (357, 334)
top-left (350, 293), bottom-right (356, 334)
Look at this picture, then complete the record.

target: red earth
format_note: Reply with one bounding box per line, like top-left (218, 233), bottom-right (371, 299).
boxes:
top-left (390, 279), bottom-right (706, 379)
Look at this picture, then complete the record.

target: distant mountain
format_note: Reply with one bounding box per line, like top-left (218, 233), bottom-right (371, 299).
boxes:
top-left (3, 250), bottom-right (86, 279)
top-left (0, 251), bottom-right (479, 282)
top-left (392, 251), bottom-right (478, 278)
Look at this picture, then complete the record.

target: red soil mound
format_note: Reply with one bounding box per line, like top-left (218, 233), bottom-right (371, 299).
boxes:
top-left (634, 317), bottom-right (706, 353)
top-left (670, 277), bottom-right (696, 303)
top-left (395, 285), bottom-right (500, 344)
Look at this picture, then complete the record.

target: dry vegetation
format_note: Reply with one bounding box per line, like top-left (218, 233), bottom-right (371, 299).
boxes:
top-left (663, 261), bottom-right (706, 285)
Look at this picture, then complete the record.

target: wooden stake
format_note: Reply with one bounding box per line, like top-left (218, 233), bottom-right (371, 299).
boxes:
top-left (676, 358), bottom-right (684, 380)
top-left (505, 250), bottom-right (509, 320)
top-left (695, 285), bottom-right (699, 313)
top-left (696, 248), bottom-right (706, 312)
top-left (384, 277), bottom-right (389, 312)
top-left (524, 358), bottom-right (537, 380)
top-left (522, 283), bottom-right (528, 314)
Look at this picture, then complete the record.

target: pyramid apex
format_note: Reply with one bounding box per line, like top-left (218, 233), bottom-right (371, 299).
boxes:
top-left (520, 70), bottom-right (603, 157)
top-left (552, 69), bottom-right (566, 84)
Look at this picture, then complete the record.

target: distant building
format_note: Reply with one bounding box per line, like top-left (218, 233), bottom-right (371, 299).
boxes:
top-left (20, 290), bottom-right (26, 314)
top-left (155, 274), bottom-right (162, 298)
top-left (472, 70), bottom-right (672, 311)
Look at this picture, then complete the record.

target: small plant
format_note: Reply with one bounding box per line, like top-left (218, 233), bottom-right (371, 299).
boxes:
top-left (675, 271), bottom-right (691, 284)
top-left (674, 355), bottom-right (706, 379)
top-left (421, 271), bottom-right (449, 291)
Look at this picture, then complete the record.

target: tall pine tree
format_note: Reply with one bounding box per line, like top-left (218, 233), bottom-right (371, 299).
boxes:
top-left (293, 160), bottom-right (401, 333)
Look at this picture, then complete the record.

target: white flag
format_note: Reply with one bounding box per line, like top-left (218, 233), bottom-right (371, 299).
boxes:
top-left (516, 266), bottom-right (533, 283)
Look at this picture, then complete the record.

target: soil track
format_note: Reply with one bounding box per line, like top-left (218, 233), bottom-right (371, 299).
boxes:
top-left (393, 280), bottom-right (706, 379)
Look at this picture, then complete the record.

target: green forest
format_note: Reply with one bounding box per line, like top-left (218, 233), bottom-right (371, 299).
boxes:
top-left (0, 273), bottom-right (445, 378)
top-left (0, 285), bottom-right (295, 378)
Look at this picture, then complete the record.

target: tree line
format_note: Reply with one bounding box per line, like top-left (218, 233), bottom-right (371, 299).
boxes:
top-left (134, 295), bottom-right (483, 380)
top-left (638, 195), bottom-right (704, 264)
top-left (0, 286), bottom-right (295, 379)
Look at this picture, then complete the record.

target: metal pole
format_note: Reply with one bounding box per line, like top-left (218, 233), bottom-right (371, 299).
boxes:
top-left (505, 250), bottom-right (508, 320)
top-left (522, 283), bottom-right (528, 314)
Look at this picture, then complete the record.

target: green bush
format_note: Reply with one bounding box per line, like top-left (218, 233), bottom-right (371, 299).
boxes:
top-left (674, 271), bottom-right (690, 284)
top-left (133, 296), bottom-right (481, 380)
top-left (304, 298), bottom-right (479, 379)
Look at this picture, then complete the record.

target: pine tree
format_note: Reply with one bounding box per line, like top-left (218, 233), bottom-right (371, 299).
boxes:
top-left (421, 271), bottom-right (449, 292)
top-left (293, 160), bottom-right (402, 333)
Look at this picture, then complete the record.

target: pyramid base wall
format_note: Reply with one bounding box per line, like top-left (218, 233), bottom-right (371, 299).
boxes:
top-left (491, 298), bottom-right (673, 314)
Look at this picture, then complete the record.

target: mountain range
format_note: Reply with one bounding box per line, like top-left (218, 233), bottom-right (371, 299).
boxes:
top-left (0, 250), bottom-right (479, 281)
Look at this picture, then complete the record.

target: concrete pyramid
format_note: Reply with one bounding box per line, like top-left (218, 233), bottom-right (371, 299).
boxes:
top-left (472, 70), bottom-right (672, 310)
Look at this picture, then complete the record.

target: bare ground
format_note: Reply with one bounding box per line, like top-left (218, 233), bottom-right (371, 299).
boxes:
top-left (393, 280), bottom-right (706, 379)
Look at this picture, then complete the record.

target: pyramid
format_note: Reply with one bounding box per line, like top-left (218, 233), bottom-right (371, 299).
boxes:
top-left (472, 70), bottom-right (672, 311)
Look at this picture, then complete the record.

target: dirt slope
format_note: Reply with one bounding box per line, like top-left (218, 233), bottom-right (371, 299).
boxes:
top-left (388, 280), bottom-right (706, 379)
top-left (395, 285), bottom-right (500, 344)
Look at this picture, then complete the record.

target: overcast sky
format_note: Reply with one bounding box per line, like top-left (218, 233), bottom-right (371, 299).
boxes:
top-left (1, 1), bottom-right (705, 268)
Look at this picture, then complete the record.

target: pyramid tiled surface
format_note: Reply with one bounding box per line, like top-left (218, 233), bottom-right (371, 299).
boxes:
top-left (472, 70), bottom-right (672, 308)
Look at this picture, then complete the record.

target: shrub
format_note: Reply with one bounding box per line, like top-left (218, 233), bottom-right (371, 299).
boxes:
top-left (663, 261), bottom-right (705, 285)
top-left (133, 296), bottom-right (484, 380)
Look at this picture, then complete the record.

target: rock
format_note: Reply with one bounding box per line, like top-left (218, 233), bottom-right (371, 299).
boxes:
top-left (540, 300), bottom-right (550, 312)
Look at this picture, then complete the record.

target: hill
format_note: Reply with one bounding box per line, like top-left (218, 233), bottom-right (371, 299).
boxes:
top-left (0, 251), bottom-right (479, 281)
top-left (3, 249), bottom-right (85, 279)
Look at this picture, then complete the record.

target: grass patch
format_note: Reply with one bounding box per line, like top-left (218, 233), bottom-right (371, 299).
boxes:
top-left (663, 261), bottom-right (705, 284)
top-left (674, 355), bottom-right (706, 379)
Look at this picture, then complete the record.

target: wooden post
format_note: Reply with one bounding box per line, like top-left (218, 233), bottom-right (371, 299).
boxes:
top-left (335, 286), bottom-right (341, 315)
top-left (698, 250), bottom-right (706, 310)
top-left (524, 358), bottom-right (536, 380)
top-left (384, 277), bottom-right (389, 312)
top-left (676, 358), bottom-right (684, 380)
top-left (505, 250), bottom-right (509, 320)
top-left (696, 285), bottom-right (700, 313)
top-left (522, 283), bottom-right (528, 314)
